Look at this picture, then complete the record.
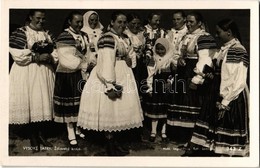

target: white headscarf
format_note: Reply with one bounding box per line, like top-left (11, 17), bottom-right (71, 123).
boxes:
top-left (81, 11), bottom-right (103, 36)
top-left (153, 38), bottom-right (174, 74)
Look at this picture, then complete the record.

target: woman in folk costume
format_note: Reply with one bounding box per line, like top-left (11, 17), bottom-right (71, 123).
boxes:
top-left (143, 12), bottom-right (166, 77)
top-left (142, 12), bottom-right (166, 93)
top-left (165, 10), bottom-right (189, 141)
top-left (213, 19), bottom-right (249, 156)
top-left (53, 11), bottom-right (89, 147)
top-left (77, 11), bottom-right (143, 156)
top-left (143, 12), bottom-right (166, 51)
top-left (143, 38), bottom-right (175, 142)
top-left (189, 19), bottom-right (250, 156)
top-left (81, 10), bottom-right (104, 49)
top-left (167, 11), bottom-right (217, 145)
top-left (9, 9), bottom-right (57, 152)
top-left (81, 10), bottom-right (104, 77)
top-left (124, 13), bottom-right (146, 96)
top-left (166, 10), bottom-right (188, 59)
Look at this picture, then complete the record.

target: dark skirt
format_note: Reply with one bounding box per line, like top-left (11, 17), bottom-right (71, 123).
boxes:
top-left (132, 57), bottom-right (148, 96)
top-left (143, 71), bottom-right (172, 119)
top-left (167, 59), bottom-right (205, 128)
top-left (214, 90), bottom-right (249, 156)
top-left (190, 74), bottom-right (221, 147)
top-left (53, 70), bottom-right (84, 123)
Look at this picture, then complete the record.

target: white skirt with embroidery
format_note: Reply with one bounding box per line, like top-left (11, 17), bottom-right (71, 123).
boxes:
top-left (77, 60), bottom-right (144, 132)
top-left (9, 62), bottom-right (55, 124)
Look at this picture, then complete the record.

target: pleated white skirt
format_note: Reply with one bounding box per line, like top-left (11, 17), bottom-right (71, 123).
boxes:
top-left (77, 60), bottom-right (143, 132)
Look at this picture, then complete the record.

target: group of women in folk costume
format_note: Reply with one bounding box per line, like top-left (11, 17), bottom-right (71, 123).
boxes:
top-left (188, 19), bottom-right (249, 156)
top-left (167, 11), bottom-right (218, 144)
top-left (9, 9), bottom-right (249, 157)
top-left (141, 11), bottom-right (249, 157)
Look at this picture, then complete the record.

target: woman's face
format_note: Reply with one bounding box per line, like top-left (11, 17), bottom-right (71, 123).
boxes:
top-left (69, 14), bottom-right (83, 33)
top-left (155, 43), bottom-right (166, 57)
top-left (149, 14), bottom-right (161, 30)
top-left (127, 18), bottom-right (141, 34)
top-left (172, 13), bottom-right (186, 30)
top-left (111, 14), bottom-right (127, 35)
top-left (186, 15), bottom-right (201, 33)
top-left (30, 11), bottom-right (46, 30)
top-left (215, 25), bottom-right (230, 43)
top-left (88, 13), bottom-right (98, 29)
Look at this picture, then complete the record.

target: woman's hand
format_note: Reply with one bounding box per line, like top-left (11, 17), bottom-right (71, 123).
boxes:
top-left (205, 72), bottom-right (214, 79)
top-left (165, 76), bottom-right (173, 91)
top-left (189, 82), bottom-right (198, 90)
top-left (218, 110), bottom-right (226, 120)
top-left (39, 53), bottom-right (51, 62)
top-left (147, 92), bottom-right (152, 97)
top-left (81, 71), bottom-right (90, 81)
top-left (32, 52), bottom-right (52, 64)
top-left (177, 58), bottom-right (186, 66)
top-left (165, 82), bottom-right (172, 92)
top-left (216, 102), bottom-right (230, 120)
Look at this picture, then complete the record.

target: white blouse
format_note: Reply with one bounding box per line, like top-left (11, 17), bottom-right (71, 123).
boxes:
top-left (179, 28), bottom-right (217, 85)
top-left (166, 25), bottom-right (188, 55)
top-left (56, 28), bottom-right (89, 72)
top-left (215, 38), bottom-right (249, 106)
top-left (9, 26), bottom-right (58, 66)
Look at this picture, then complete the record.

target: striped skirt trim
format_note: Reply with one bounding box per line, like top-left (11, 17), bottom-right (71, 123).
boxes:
top-left (145, 112), bottom-right (167, 119)
top-left (168, 109), bottom-right (200, 115)
top-left (167, 120), bottom-right (195, 128)
top-left (190, 134), bottom-right (211, 148)
top-left (53, 96), bottom-right (81, 106)
top-left (168, 104), bottom-right (201, 109)
top-left (54, 115), bottom-right (78, 123)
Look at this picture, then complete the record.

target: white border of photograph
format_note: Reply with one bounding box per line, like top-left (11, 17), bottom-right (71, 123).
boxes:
top-left (1, 0), bottom-right (259, 167)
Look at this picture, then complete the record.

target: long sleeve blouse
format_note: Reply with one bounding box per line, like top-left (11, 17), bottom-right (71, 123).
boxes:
top-left (217, 38), bottom-right (249, 106)
top-left (9, 26), bottom-right (57, 66)
top-left (166, 25), bottom-right (188, 55)
top-left (96, 30), bottom-right (134, 91)
top-left (166, 25), bottom-right (188, 68)
top-left (56, 27), bottom-right (89, 73)
top-left (180, 28), bottom-right (217, 85)
top-left (124, 28), bottom-right (145, 68)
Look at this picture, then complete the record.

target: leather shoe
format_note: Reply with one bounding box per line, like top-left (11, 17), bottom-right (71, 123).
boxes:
top-left (149, 133), bottom-right (156, 142)
top-left (30, 135), bottom-right (40, 153)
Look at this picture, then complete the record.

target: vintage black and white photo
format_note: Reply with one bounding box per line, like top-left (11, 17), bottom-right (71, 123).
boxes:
top-left (1, 0), bottom-right (259, 167)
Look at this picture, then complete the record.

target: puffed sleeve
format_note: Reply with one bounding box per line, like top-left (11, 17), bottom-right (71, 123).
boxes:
top-left (56, 32), bottom-right (83, 70)
top-left (220, 47), bottom-right (249, 106)
top-left (9, 28), bottom-right (32, 66)
top-left (191, 34), bottom-right (217, 85)
top-left (96, 34), bottom-right (116, 90)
